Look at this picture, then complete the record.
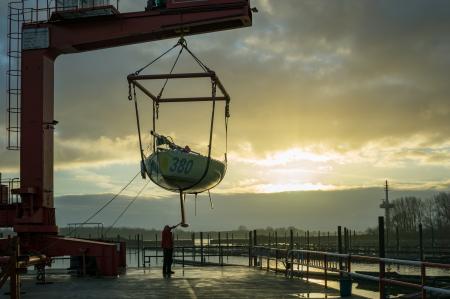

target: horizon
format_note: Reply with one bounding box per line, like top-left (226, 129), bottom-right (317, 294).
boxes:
top-left (49, 187), bottom-right (443, 231)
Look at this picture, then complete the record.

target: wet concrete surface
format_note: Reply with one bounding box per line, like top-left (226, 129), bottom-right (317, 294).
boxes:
top-left (3, 266), bottom-right (369, 298)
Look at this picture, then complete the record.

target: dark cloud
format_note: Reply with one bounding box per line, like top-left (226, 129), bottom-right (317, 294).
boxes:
top-left (232, 0), bottom-right (450, 150)
top-left (18, 2), bottom-right (450, 148)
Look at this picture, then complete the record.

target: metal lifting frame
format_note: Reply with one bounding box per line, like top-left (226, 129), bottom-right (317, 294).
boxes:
top-left (127, 72), bottom-right (230, 104)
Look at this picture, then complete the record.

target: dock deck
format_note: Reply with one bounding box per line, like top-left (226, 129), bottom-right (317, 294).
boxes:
top-left (4, 266), bottom-right (369, 298)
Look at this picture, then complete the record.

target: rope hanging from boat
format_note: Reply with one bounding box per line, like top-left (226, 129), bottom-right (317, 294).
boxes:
top-left (131, 84), bottom-right (146, 171)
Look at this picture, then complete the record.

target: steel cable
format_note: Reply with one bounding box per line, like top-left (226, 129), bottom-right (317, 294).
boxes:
top-left (38, 171), bottom-right (141, 252)
top-left (80, 171), bottom-right (141, 226)
top-left (104, 180), bottom-right (150, 236)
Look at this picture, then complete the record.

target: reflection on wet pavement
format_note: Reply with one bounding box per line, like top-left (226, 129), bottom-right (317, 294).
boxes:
top-left (8, 266), bottom-right (368, 298)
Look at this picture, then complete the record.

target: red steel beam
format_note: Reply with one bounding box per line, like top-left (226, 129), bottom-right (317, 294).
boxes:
top-left (28, 1), bottom-right (252, 54)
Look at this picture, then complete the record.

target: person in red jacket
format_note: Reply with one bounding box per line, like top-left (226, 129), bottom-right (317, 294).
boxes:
top-left (161, 223), bottom-right (180, 277)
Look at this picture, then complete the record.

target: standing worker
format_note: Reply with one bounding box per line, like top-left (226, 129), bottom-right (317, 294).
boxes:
top-left (161, 223), bottom-right (180, 277)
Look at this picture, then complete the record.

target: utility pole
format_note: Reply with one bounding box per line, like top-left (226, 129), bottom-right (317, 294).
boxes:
top-left (380, 180), bottom-right (394, 250)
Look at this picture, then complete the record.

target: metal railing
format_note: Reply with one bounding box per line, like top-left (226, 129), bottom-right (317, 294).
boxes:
top-left (50, 223), bottom-right (450, 299)
top-left (16, 0), bottom-right (120, 24)
top-left (66, 222), bottom-right (104, 239)
top-left (121, 235), bottom-right (450, 298)
top-left (140, 245), bottom-right (249, 268)
top-left (251, 246), bottom-right (450, 298)
top-left (0, 177), bottom-right (21, 205)
top-left (6, 1), bottom-right (23, 150)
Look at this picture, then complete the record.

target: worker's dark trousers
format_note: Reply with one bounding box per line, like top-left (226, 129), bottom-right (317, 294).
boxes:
top-left (163, 248), bottom-right (173, 276)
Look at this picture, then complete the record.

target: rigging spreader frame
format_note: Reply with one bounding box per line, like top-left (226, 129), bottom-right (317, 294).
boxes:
top-left (127, 72), bottom-right (230, 104)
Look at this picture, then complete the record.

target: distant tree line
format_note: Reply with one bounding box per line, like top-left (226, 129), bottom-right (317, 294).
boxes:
top-left (390, 192), bottom-right (450, 233)
top-left (59, 225), bottom-right (311, 240)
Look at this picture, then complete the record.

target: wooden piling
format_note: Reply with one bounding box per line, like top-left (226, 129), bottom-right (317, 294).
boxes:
top-left (253, 230), bottom-right (258, 267)
top-left (219, 232), bottom-right (223, 266)
top-left (289, 229), bottom-right (294, 278)
top-left (304, 231), bottom-right (307, 249)
top-left (379, 217), bottom-right (386, 299)
top-left (324, 254), bottom-right (328, 288)
top-left (431, 225), bottom-right (435, 251)
top-left (248, 231), bottom-right (253, 267)
top-left (344, 227), bottom-right (348, 253)
top-left (419, 223), bottom-right (424, 262)
top-left (318, 231), bottom-right (321, 249)
top-left (141, 233), bottom-right (145, 267)
top-left (337, 226), bottom-right (342, 279)
top-left (192, 232), bottom-right (195, 262)
top-left (274, 231), bottom-right (278, 248)
top-left (396, 226), bottom-right (400, 258)
top-left (137, 234), bottom-right (140, 268)
top-left (182, 247), bottom-right (185, 268)
top-left (155, 233), bottom-right (158, 264)
top-left (207, 233), bottom-right (211, 262)
top-left (226, 232), bottom-right (229, 262)
top-left (419, 224), bottom-right (427, 298)
top-left (327, 232), bottom-right (330, 251)
top-left (307, 230), bottom-right (310, 250)
top-left (275, 246), bottom-right (278, 273)
top-left (348, 229), bottom-right (352, 251)
top-left (200, 232), bottom-right (204, 265)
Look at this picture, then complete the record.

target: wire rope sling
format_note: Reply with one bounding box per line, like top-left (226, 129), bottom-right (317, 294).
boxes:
top-left (127, 37), bottom-right (230, 226)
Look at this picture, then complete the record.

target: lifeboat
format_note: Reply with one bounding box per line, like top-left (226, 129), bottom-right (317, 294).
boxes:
top-left (142, 133), bottom-right (226, 194)
top-left (144, 148), bottom-right (226, 194)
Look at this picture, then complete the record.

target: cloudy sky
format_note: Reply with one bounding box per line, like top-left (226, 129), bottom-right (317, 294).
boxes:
top-left (0, 0), bottom-right (449, 201)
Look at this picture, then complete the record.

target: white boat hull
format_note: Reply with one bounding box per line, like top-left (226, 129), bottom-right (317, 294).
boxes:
top-left (144, 150), bottom-right (226, 194)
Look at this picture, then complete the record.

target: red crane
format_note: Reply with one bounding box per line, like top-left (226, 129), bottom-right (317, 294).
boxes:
top-left (0, 0), bottom-right (252, 276)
